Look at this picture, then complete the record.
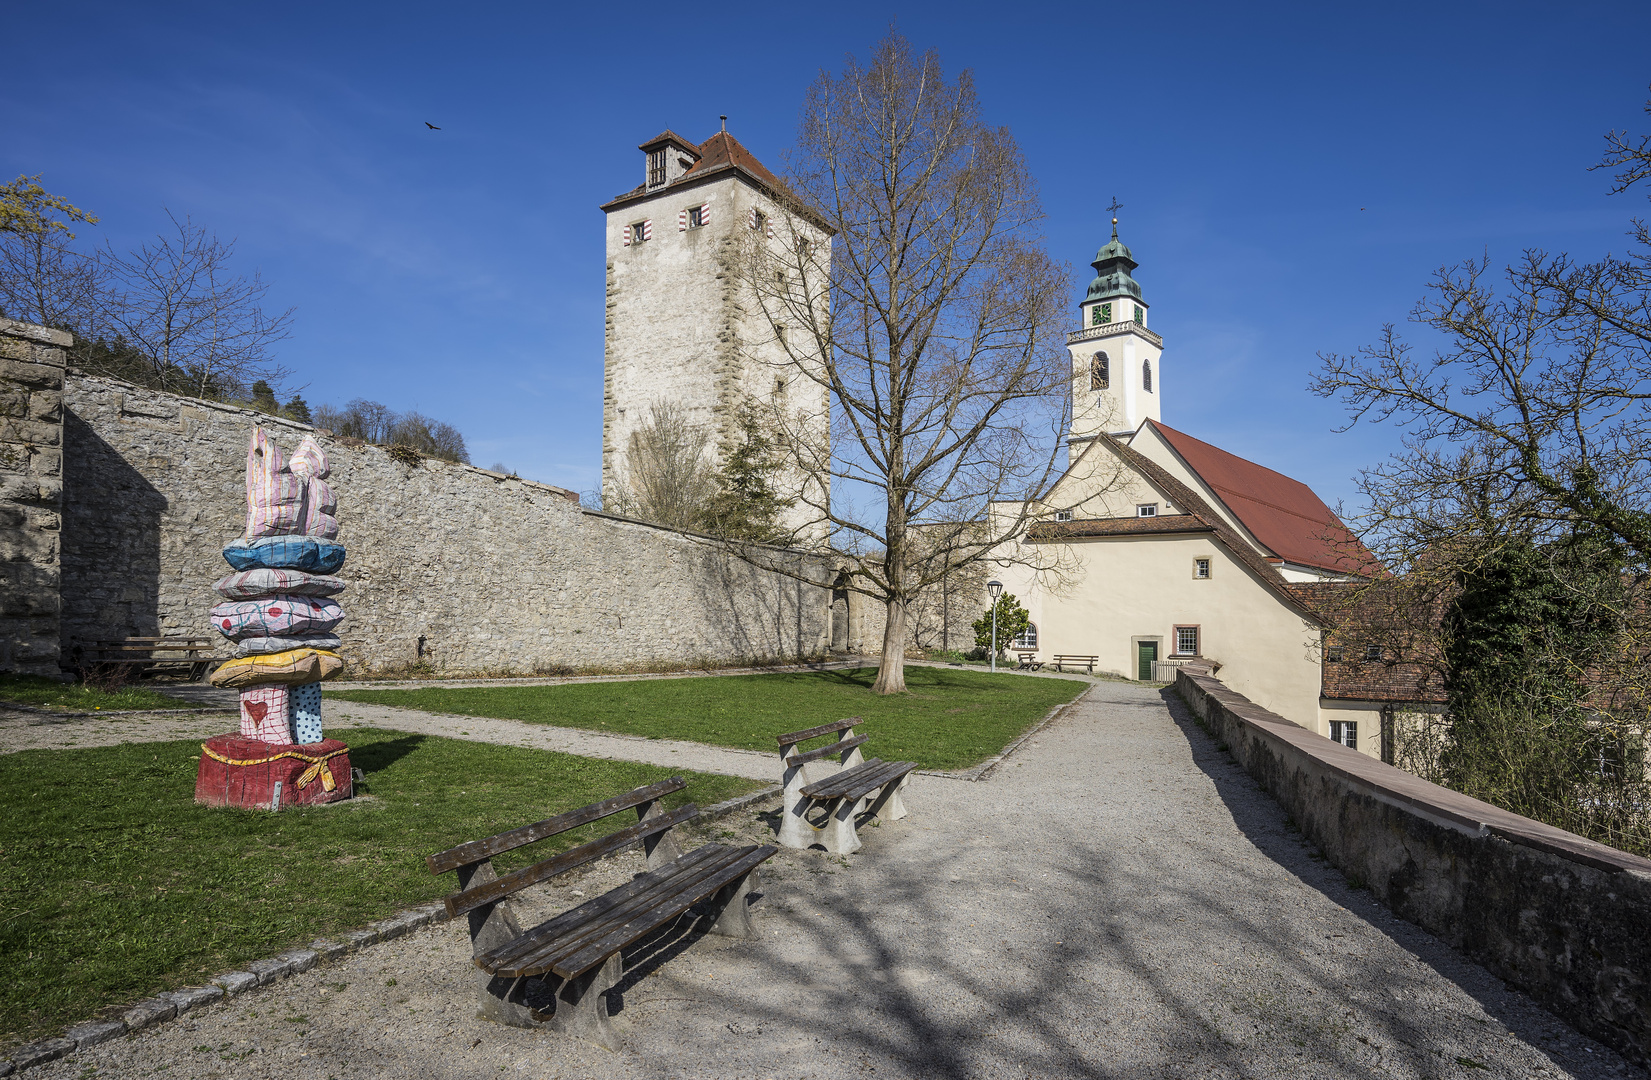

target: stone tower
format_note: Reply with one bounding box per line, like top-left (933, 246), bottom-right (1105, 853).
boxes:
top-left (1066, 220), bottom-right (1163, 444)
top-left (599, 127), bottom-right (832, 544)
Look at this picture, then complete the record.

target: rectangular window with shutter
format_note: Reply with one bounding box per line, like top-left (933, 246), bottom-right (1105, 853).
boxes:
top-left (688, 205), bottom-right (703, 228)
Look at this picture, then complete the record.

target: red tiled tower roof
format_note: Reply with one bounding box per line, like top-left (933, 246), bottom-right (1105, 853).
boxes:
top-left (1145, 420), bottom-right (1379, 577)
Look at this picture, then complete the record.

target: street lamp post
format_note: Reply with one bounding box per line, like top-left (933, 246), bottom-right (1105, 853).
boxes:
top-left (987, 579), bottom-right (1003, 674)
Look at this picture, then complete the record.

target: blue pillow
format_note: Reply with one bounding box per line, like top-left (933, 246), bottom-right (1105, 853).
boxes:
top-left (222, 535), bottom-right (347, 574)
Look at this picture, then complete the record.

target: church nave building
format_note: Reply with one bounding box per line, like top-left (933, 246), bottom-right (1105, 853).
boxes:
top-left (992, 221), bottom-right (1417, 759)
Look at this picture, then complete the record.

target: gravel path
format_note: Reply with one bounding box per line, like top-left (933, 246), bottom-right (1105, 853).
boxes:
top-left (0, 699), bottom-right (778, 780)
top-left (25, 680), bottom-right (1642, 1079)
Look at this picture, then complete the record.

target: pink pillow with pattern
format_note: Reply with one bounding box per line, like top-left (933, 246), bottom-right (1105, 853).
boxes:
top-left (245, 429), bottom-right (339, 540)
top-left (210, 595), bottom-right (344, 641)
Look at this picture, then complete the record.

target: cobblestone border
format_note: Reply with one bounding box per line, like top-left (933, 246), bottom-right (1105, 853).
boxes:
top-left (0, 785), bottom-right (781, 1075)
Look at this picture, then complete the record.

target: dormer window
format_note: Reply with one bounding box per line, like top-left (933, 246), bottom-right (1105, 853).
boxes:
top-left (1090, 352), bottom-right (1109, 390)
top-left (1143, 359), bottom-right (1153, 392)
top-left (1092, 302), bottom-right (1112, 326)
top-left (647, 149), bottom-right (666, 189)
top-left (1137, 503), bottom-right (1157, 518)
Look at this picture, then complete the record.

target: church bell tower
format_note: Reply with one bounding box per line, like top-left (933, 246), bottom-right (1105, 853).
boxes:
top-left (1067, 216), bottom-right (1163, 443)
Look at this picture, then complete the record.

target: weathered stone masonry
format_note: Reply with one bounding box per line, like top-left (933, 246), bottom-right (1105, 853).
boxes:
top-left (0, 330), bottom-right (887, 676)
top-left (1174, 663), bottom-right (1651, 1068)
top-left (0, 320), bottom-right (69, 676)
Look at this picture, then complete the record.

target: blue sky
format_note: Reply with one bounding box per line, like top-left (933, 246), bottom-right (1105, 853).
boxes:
top-left (5, 0), bottom-right (1649, 515)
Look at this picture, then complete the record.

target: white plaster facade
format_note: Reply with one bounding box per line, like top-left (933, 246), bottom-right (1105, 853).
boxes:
top-left (600, 129), bottom-right (831, 544)
top-left (987, 228), bottom-right (1403, 759)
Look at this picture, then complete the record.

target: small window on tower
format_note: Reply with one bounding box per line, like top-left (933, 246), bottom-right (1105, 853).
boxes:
top-left (629, 222), bottom-right (648, 245)
top-left (1092, 302), bottom-right (1112, 326)
top-left (1090, 352), bottom-right (1109, 390)
top-left (688, 205), bottom-right (704, 228)
top-left (1134, 305), bottom-right (1145, 325)
top-left (752, 210), bottom-right (768, 233)
top-left (1143, 359), bottom-right (1153, 392)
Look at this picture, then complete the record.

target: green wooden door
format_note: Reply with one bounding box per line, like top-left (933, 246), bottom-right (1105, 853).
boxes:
top-left (1137, 640), bottom-right (1158, 681)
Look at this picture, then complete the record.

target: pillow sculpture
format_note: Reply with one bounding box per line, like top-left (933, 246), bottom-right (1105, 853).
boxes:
top-left (231, 634), bottom-right (342, 658)
top-left (196, 426), bottom-right (354, 810)
top-left (210, 596), bottom-right (345, 640)
top-left (245, 429), bottom-right (339, 539)
top-left (209, 648), bottom-right (346, 688)
top-left (213, 569), bottom-right (346, 599)
top-left (222, 536), bottom-right (347, 574)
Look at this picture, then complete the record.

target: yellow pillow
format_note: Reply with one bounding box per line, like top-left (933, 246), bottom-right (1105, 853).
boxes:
top-left (210, 648), bottom-right (345, 688)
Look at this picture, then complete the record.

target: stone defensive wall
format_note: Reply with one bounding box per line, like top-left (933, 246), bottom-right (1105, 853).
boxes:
top-left (1173, 662), bottom-right (1651, 1068)
top-left (1, 319), bottom-right (882, 677)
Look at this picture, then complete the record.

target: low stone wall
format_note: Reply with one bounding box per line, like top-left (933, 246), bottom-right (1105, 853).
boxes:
top-left (0, 320), bottom-right (70, 676)
top-left (58, 372), bottom-right (885, 675)
top-left (1173, 663), bottom-right (1651, 1067)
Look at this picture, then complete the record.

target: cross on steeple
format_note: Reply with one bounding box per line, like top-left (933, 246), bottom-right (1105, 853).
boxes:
top-left (1106, 196), bottom-right (1123, 239)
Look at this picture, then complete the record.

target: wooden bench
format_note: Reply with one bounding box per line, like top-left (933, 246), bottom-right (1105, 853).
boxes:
top-left (776, 717), bottom-right (917, 855)
top-left (72, 637), bottom-right (218, 682)
top-left (1050, 654), bottom-right (1099, 674)
top-left (1016, 652), bottom-right (1043, 671)
top-left (428, 777), bottom-right (776, 1048)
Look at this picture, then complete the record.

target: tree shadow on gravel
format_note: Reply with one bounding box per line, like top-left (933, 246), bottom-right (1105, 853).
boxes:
top-left (1153, 684), bottom-right (1644, 1079)
top-left (595, 684), bottom-right (1644, 1080)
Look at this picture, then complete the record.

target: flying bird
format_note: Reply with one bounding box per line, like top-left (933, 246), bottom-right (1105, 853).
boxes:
top-left (425, 122), bottom-right (441, 130)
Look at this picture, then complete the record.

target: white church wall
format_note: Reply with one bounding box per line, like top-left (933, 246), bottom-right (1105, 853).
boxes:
top-left (1023, 533), bottom-right (1324, 723)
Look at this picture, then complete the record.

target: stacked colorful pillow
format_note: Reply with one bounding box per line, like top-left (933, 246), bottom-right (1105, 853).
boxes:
top-left (209, 429), bottom-right (347, 745)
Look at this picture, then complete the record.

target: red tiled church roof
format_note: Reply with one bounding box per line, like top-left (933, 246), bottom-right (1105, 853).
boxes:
top-left (1145, 420), bottom-right (1379, 577)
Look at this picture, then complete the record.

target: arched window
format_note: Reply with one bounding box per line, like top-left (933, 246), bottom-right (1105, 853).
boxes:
top-left (1013, 623), bottom-right (1038, 649)
top-left (1143, 358), bottom-right (1153, 392)
top-left (1090, 352), bottom-right (1109, 390)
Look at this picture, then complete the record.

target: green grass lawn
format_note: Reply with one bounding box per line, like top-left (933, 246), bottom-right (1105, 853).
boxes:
top-left (0, 729), bottom-right (762, 1051)
top-left (0, 674), bottom-right (208, 713)
top-left (330, 666), bottom-right (1088, 771)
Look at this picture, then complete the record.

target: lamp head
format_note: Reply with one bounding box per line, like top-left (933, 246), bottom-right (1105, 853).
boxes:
top-left (987, 579), bottom-right (1003, 600)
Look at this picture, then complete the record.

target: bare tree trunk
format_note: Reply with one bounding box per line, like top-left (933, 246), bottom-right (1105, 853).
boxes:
top-left (873, 597), bottom-right (908, 694)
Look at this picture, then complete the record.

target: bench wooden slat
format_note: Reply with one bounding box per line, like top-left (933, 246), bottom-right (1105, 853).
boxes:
top-left (550, 844), bottom-right (777, 980)
top-left (477, 844), bottom-right (730, 975)
top-left (486, 845), bottom-right (755, 978)
top-left (428, 777), bottom-right (687, 874)
top-left (785, 733), bottom-right (868, 767)
top-left (801, 758), bottom-right (916, 802)
top-left (443, 802), bottom-right (698, 918)
top-left (775, 716), bottom-right (859, 746)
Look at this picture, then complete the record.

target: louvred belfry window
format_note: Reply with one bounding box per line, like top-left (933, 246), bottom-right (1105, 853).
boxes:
top-left (1143, 358), bottom-right (1152, 392)
top-left (1090, 352), bottom-right (1109, 390)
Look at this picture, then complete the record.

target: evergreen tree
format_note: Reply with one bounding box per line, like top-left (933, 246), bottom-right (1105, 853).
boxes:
top-left (250, 380), bottom-right (278, 414)
top-left (282, 395), bottom-right (312, 424)
top-left (972, 593), bottom-right (1030, 657)
top-left (703, 406), bottom-right (795, 543)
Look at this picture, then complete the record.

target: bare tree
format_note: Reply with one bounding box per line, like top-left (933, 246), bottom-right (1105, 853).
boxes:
top-left (1310, 91), bottom-right (1651, 853)
top-left (738, 34), bottom-right (1073, 693)
top-left (103, 212), bottom-right (294, 399)
top-left (607, 402), bottom-right (718, 531)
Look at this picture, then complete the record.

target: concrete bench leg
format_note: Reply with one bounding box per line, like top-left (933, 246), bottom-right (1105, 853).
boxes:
top-left (777, 788), bottom-right (820, 850)
top-left (863, 775), bottom-right (909, 823)
top-left (821, 796), bottom-right (863, 855)
top-left (701, 868), bottom-right (761, 939)
top-left (536, 952), bottom-right (623, 1050)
